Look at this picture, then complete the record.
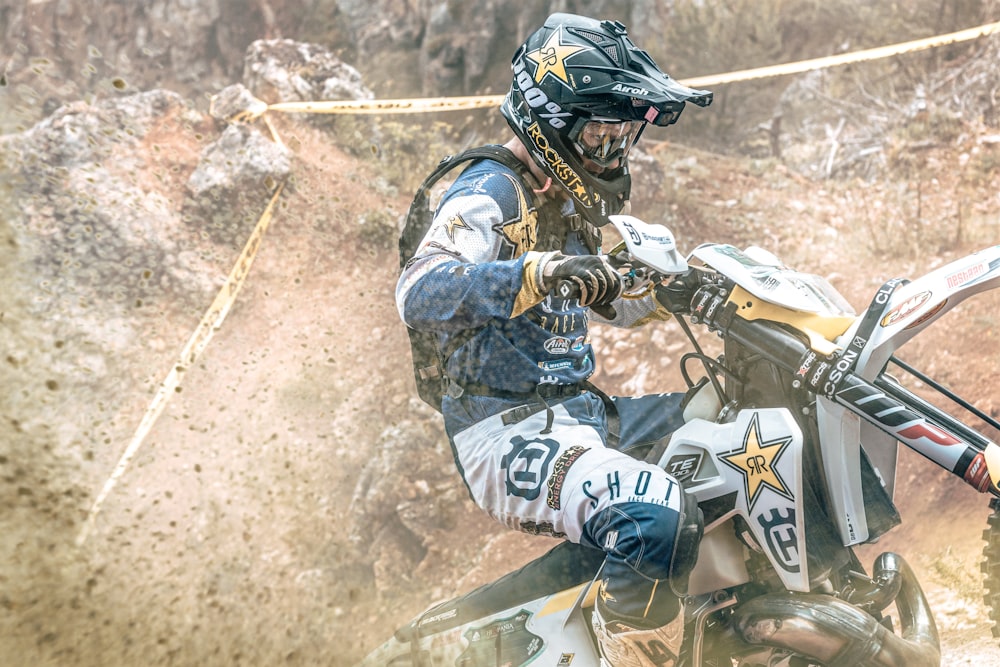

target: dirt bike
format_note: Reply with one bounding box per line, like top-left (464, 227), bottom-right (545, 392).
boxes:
top-left (360, 215), bottom-right (1000, 667)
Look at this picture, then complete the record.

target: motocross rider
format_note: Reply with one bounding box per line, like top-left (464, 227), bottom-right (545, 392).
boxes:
top-left (396, 13), bottom-right (713, 667)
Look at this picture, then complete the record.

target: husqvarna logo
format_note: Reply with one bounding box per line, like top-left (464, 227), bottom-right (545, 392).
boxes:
top-left (501, 435), bottom-right (559, 500)
top-left (622, 220), bottom-right (641, 245)
top-left (758, 507), bottom-right (800, 573)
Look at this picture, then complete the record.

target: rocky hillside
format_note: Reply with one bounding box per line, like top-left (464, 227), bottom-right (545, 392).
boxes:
top-left (3, 10), bottom-right (1000, 667)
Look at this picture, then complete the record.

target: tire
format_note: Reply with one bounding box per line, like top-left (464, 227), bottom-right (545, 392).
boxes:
top-left (982, 498), bottom-right (1000, 640)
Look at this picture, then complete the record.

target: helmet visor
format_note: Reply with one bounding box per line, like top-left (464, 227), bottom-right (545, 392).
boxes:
top-left (570, 118), bottom-right (645, 168)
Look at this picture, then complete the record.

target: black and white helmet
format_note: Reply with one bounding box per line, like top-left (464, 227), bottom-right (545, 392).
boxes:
top-left (501, 13), bottom-right (713, 227)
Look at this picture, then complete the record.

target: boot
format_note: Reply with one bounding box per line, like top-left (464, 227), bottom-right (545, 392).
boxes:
top-left (591, 600), bottom-right (684, 667)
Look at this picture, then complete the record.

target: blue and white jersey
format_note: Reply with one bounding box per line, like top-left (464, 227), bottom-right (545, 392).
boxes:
top-left (396, 155), bottom-right (668, 432)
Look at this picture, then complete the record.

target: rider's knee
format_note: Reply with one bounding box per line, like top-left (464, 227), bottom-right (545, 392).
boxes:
top-left (583, 485), bottom-right (703, 594)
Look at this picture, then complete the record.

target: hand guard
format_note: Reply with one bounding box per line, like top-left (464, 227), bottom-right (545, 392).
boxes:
top-left (541, 253), bottom-right (623, 309)
top-left (655, 269), bottom-right (703, 314)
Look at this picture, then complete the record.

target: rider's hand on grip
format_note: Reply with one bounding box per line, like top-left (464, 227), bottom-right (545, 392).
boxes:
top-left (541, 253), bottom-right (623, 310)
top-left (655, 269), bottom-right (702, 314)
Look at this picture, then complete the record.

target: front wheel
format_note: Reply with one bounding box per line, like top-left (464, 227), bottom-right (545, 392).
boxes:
top-left (981, 498), bottom-right (1000, 642)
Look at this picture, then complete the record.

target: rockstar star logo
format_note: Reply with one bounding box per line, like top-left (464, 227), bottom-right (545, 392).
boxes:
top-left (525, 28), bottom-right (589, 87)
top-left (500, 173), bottom-right (537, 256)
top-left (444, 214), bottom-right (471, 242)
top-left (597, 578), bottom-right (616, 605)
top-left (720, 413), bottom-right (793, 507)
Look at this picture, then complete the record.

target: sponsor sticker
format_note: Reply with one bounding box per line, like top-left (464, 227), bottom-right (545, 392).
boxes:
top-left (539, 359), bottom-right (574, 371)
top-left (526, 122), bottom-right (592, 206)
top-left (946, 261), bottom-right (987, 288)
top-left (880, 290), bottom-right (932, 327)
top-left (544, 336), bottom-right (572, 355)
top-left (795, 352), bottom-right (817, 379)
top-left (418, 606), bottom-right (458, 628)
top-left (546, 445), bottom-right (587, 509)
top-left (964, 452), bottom-right (992, 492)
top-left (612, 82), bottom-right (649, 96)
top-left (519, 520), bottom-right (566, 538)
top-left (720, 413), bottom-right (793, 507)
top-left (665, 453), bottom-right (702, 483)
top-left (459, 611), bottom-right (545, 667)
top-left (904, 300), bottom-right (946, 330)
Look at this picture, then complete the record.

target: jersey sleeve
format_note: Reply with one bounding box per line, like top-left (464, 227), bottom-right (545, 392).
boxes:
top-left (395, 167), bottom-right (547, 332)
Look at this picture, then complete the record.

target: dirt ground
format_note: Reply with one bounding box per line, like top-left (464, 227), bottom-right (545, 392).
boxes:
top-left (2, 109), bottom-right (1000, 667)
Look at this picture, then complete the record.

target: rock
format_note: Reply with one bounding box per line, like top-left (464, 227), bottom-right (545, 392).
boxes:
top-left (242, 38), bottom-right (373, 105)
top-left (183, 122), bottom-right (290, 245)
top-left (207, 84), bottom-right (269, 123)
top-left (0, 0), bottom-right (307, 129)
top-left (346, 417), bottom-right (473, 592)
top-left (1, 90), bottom-right (218, 328)
top-left (187, 123), bottom-right (290, 197)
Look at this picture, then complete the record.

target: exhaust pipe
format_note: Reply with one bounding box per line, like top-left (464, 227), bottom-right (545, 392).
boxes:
top-left (731, 553), bottom-right (939, 667)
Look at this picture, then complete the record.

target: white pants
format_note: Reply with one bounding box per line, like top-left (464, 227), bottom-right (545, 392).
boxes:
top-left (451, 395), bottom-right (682, 573)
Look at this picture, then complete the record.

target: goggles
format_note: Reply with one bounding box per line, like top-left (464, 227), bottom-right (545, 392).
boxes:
top-left (570, 118), bottom-right (645, 168)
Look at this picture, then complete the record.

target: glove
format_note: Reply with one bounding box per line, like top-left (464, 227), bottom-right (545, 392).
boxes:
top-left (540, 253), bottom-right (623, 309)
top-left (655, 269), bottom-right (702, 315)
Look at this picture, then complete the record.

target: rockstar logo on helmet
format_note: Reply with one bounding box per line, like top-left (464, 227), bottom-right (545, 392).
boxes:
top-left (525, 27), bottom-right (589, 87)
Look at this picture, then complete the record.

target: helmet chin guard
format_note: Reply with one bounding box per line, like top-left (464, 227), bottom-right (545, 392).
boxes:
top-left (501, 13), bottom-right (712, 228)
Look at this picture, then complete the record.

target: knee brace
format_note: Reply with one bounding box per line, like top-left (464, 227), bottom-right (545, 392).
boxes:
top-left (582, 484), bottom-right (703, 588)
top-left (590, 490), bottom-right (703, 625)
top-left (588, 497), bottom-right (687, 626)
top-left (668, 488), bottom-right (704, 596)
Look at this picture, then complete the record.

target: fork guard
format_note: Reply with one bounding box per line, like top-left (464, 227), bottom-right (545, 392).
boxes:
top-left (731, 553), bottom-right (940, 667)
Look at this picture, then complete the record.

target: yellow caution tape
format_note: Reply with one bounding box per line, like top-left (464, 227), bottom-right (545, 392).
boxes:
top-left (266, 94), bottom-right (502, 115)
top-left (682, 19), bottom-right (1000, 88)
top-left (76, 180), bottom-right (287, 547)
